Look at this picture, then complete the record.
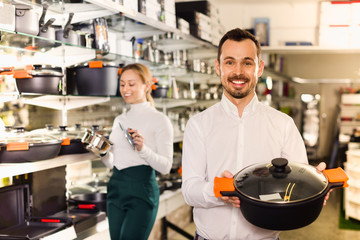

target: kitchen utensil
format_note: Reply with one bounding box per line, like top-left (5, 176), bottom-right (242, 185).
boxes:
top-left (71, 61), bottom-right (119, 96)
top-left (55, 12), bottom-right (79, 45)
top-left (214, 158), bottom-right (349, 230)
top-left (0, 184), bottom-right (72, 239)
top-left (13, 65), bottom-right (63, 94)
top-left (119, 122), bottom-right (135, 150)
top-left (38, 4), bottom-right (56, 41)
top-left (81, 129), bottom-right (113, 156)
top-left (0, 127), bottom-right (62, 163)
top-left (69, 192), bottom-right (107, 212)
top-left (14, 4), bottom-right (39, 35)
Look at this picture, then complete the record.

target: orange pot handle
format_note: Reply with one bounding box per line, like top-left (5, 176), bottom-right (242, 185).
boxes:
top-left (214, 177), bottom-right (235, 197)
top-left (6, 142), bottom-right (29, 151)
top-left (13, 70), bottom-right (32, 79)
top-left (61, 137), bottom-right (70, 146)
top-left (89, 61), bottom-right (103, 68)
top-left (323, 167), bottom-right (349, 188)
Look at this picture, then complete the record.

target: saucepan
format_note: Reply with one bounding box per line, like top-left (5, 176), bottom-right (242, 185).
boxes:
top-left (81, 129), bottom-right (113, 156)
top-left (214, 158), bottom-right (349, 230)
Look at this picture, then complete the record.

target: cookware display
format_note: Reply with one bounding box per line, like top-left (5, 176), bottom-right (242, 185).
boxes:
top-left (214, 158), bottom-right (349, 230)
top-left (0, 127), bottom-right (62, 163)
top-left (70, 61), bottom-right (120, 96)
top-left (55, 12), bottom-right (79, 45)
top-left (81, 129), bottom-right (113, 156)
top-left (14, 65), bottom-right (63, 94)
top-left (68, 192), bottom-right (107, 212)
top-left (0, 184), bottom-right (73, 240)
top-left (14, 4), bottom-right (39, 35)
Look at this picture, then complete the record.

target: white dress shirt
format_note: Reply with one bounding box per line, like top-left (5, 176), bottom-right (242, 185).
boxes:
top-left (102, 102), bottom-right (173, 175)
top-left (182, 94), bottom-right (308, 240)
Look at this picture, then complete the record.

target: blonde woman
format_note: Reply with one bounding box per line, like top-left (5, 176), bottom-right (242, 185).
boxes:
top-left (101, 63), bottom-right (173, 240)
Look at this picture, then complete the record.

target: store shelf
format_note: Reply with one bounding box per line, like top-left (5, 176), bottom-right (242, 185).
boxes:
top-left (0, 152), bottom-right (98, 178)
top-left (22, 95), bottom-right (111, 110)
top-left (154, 98), bottom-right (197, 109)
top-left (262, 45), bottom-right (360, 55)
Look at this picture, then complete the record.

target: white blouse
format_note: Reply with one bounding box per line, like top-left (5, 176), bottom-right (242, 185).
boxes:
top-left (102, 102), bottom-right (173, 175)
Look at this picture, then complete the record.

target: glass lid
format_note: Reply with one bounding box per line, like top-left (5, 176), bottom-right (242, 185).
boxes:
top-left (0, 127), bottom-right (61, 144)
top-left (234, 158), bottom-right (328, 203)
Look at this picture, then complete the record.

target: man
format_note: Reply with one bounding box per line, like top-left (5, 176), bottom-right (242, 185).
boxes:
top-left (181, 28), bottom-right (328, 240)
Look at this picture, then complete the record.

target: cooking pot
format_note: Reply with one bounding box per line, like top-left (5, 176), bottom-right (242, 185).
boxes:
top-left (81, 129), bottom-right (113, 156)
top-left (55, 12), bottom-right (79, 45)
top-left (69, 192), bottom-right (107, 211)
top-left (33, 125), bottom-right (89, 155)
top-left (14, 4), bottom-right (39, 35)
top-left (38, 4), bottom-right (56, 41)
top-left (213, 158), bottom-right (349, 230)
top-left (14, 65), bottom-right (63, 94)
top-left (0, 127), bottom-right (62, 163)
top-left (71, 61), bottom-right (119, 96)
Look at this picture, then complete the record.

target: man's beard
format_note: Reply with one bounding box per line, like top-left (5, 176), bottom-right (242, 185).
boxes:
top-left (221, 73), bottom-right (255, 99)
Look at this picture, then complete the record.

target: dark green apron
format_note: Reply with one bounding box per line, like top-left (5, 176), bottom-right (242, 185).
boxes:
top-left (107, 165), bottom-right (159, 240)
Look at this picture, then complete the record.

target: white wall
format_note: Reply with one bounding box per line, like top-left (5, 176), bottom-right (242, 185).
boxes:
top-left (214, 0), bottom-right (320, 46)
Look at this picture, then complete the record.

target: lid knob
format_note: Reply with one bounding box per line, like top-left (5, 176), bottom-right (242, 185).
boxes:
top-left (59, 126), bottom-right (67, 132)
top-left (92, 125), bottom-right (100, 131)
top-left (270, 158), bottom-right (291, 178)
top-left (45, 124), bottom-right (53, 130)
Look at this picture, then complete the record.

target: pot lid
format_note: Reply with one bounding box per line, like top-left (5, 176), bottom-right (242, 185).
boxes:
top-left (0, 127), bottom-right (61, 145)
top-left (30, 69), bottom-right (63, 76)
top-left (234, 158), bottom-right (328, 203)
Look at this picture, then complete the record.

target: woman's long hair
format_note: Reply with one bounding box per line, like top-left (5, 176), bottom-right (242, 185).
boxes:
top-left (119, 63), bottom-right (154, 107)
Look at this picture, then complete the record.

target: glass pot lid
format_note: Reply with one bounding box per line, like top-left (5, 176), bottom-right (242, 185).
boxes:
top-left (234, 158), bottom-right (328, 203)
top-left (0, 127), bottom-right (61, 145)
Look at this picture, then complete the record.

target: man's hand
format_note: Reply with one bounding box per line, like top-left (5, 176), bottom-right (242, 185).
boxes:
top-left (316, 162), bottom-right (332, 206)
top-left (220, 170), bottom-right (240, 208)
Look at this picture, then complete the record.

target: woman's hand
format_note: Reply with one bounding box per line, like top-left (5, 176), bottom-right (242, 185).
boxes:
top-left (316, 162), bottom-right (332, 206)
top-left (220, 170), bottom-right (240, 208)
top-left (128, 128), bottom-right (144, 151)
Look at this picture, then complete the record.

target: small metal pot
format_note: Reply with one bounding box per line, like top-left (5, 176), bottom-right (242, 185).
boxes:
top-left (38, 4), bottom-right (56, 41)
top-left (14, 4), bottom-right (39, 35)
top-left (81, 129), bottom-right (113, 156)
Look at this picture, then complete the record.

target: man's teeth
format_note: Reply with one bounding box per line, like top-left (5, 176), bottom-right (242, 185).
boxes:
top-left (232, 80), bottom-right (244, 84)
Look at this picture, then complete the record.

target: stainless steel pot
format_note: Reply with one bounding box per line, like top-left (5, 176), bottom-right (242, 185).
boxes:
top-left (82, 129), bottom-right (113, 156)
top-left (14, 4), bottom-right (39, 35)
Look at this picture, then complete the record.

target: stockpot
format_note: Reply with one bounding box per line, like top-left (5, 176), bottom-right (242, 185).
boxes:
top-left (214, 158), bottom-right (349, 230)
top-left (81, 129), bottom-right (113, 156)
top-left (14, 4), bottom-right (39, 35)
top-left (38, 4), bottom-right (56, 41)
top-left (55, 12), bottom-right (78, 45)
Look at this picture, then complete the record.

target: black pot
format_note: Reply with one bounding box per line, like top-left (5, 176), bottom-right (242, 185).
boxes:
top-left (14, 65), bottom-right (63, 94)
top-left (69, 193), bottom-right (107, 212)
top-left (0, 127), bottom-right (62, 163)
top-left (214, 158), bottom-right (349, 230)
top-left (71, 61), bottom-right (119, 96)
top-left (151, 86), bottom-right (169, 98)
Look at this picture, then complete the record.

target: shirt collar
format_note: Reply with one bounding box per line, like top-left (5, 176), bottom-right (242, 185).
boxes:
top-left (129, 101), bottom-right (151, 112)
top-left (220, 93), bottom-right (259, 119)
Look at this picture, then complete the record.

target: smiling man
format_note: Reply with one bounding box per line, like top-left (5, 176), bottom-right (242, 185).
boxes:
top-left (181, 28), bottom-right (328, 240)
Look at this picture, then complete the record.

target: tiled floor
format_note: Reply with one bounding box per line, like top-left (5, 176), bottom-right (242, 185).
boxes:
top-left (169, 189), bottom-right (360, 240)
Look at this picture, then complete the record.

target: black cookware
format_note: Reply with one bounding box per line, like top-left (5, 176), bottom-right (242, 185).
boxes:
top-left (0, 184), bottom-right (72, 240)
top-left (0, 127), bottom-right (62, 163)
top-left (70, 61), bottom-right (120, 96)
top-left (55, 12), bottom-right (79, 45)
top-left (14, 65), bottom-right (63, 94)
top-left (214, 158), bottom-right (349, 230)
top-left (69, 193), bottom-right (107, 212)
top-left (38, 4), bottom-right (56, 43)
